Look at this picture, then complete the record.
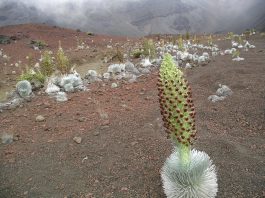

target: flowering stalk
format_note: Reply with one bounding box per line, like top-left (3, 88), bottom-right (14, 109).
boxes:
top-left (157, 54), bottom-right (196, 165)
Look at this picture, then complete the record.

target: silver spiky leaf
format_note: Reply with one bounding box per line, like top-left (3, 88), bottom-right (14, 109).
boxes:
top-left (161, 149), bottom-right (218, 198)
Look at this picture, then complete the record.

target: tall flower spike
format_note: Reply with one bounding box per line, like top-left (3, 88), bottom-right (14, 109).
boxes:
top-left (158, 54), bottom-right (196, 145)
top-left (158, 54), bottom-right (196, 164)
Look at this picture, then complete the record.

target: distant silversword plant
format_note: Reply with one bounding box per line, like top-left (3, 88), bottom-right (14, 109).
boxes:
top-left (157, 54), bottom-right (218, 198)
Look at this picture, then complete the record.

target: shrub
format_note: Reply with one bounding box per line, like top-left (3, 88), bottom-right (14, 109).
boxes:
top-left (238, 36), bottom-right (243, 45)
top-left (116, 47), bottom-right (124, 63)
top-left (110, 47), bottom-right (124, 63)
top-left (0, 35), bottom-right (11, 44)
top-left (56, 43), bottom-right (71, 74)
top-left (87, 32), bottom-right (95, 36)
top-left (40, 51), bottom-right (54, 76)
top-left (172, 36), bottom-right (177, 46)
top-left (178, 35), bottom-right (184, 51)
top-left (143, 39), bottom-right (156, 59)
top-left (30, 40), bottom-right (47, 49)
top-left (208, 35), bottom-right (213, 46)
top-left (232, 50), bottom-right (240, 58)
top-left (185, 31), bottom-right (190, 40)
top-left (132, 49), bottom-right (142, 58)
top-left (192, 35), bottom-right (197, 43)
top-left (244, 29), bottom-right (251, 40)
top-left (227, 32), bottom-right (234, 40)
top-left (18, 68), bottom-right (46, 84)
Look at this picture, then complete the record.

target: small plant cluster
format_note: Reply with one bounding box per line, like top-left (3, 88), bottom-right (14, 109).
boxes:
top-left (18, 68), bottom-right (46, 84)
top-left (110, 47), bottom-right (124, 63)
top-left (18, 55), bottom-right (45, 84)
top-left (19, 43), bottom-right (71, 84)
top-left (227, 32), bottom-right (234, 40)
top-left (142, 39), bottom-right (156, 59)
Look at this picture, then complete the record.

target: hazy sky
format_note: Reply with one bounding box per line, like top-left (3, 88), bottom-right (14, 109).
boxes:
top-left (0, 0), bottom-right (263, 35)
top-left (1, 0), bottom-right (257, 11)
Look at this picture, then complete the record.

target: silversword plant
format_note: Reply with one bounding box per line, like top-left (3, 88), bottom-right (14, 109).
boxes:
top-left (158, 54), bottom-right (218, 198)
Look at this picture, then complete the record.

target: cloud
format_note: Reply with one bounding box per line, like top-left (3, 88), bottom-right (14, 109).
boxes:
top-left (0, 0), bottom-right (263, 35)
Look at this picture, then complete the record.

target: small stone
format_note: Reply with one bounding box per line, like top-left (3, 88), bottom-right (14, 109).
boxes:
top-left (99, 112), bottom-right (109, 120)
top-left (85, 193), bottom-right (94, 198)
top-left (56, 92), bottom-right (68, 102)
top-left (121, 187), bottom-right (128, 191)
top-left (141, 68), bottom-right (150, 74)
top-left (216, 84), bottom-right (233, 97)
top-left (145, 96), bottom-right (151, 100)
top-left (128, 78), bottom-right (137, 83)
top-left (73, 136), bottom-right (82, 144)
top-left (93, 131), bottom-right (100, 136)
top-left (208, 95), bottom-right (225, 103)
top-left (11, 71), bottom-right (16, 75)
top-left (1, 133), bottom-right (13, 144)
top-left (111, 83), bottom-right (118, 88)
top-left (131, 141), bottom-right (138, 146)
top-left (100, 125), bottom-right (110, 130)
top-left (8, 158), bottom-right (15, 163)
top-left (13, 134), bottom-right (20, 141)
top-left (78, 117), bottom-right (86, 122)
top-left (36, 115), bottom-right (45, 122)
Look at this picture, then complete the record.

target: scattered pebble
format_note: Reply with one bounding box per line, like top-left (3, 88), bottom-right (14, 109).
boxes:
top-left (208, 95), bottom-right (226, 103)
top-left (121, 187), bottom-right (128, 191)
top-left (73, 136), bottom-right (82, 144)
top-left (93, 131), bottom-right (100, 136)
top-left (111, 83), bottom-right (118, 88)
top-left (56, 92), bottom-right (68, 102)
top-left (78, 117), bottom-right (86, 122)
top-left (36, 115), bottom-right (45, 122)
top-left (209, 84), bottom-right (232, 102)
top-left (131, 141), bottom-right (138, 146)
top-left (216, 84), bottom-right (233, 97)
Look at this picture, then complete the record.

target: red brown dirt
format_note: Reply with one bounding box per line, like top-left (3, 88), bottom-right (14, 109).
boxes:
top-left (0, 23), bottom-right (135, 99)
top-left (0, 24), bottom-right (265, 198)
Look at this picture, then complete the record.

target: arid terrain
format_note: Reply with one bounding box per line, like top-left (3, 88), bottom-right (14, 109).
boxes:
top-left (0, 24), bottom-right (265, 198)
